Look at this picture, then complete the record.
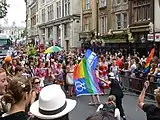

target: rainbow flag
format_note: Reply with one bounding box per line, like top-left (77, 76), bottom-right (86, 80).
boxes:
top-left (73, 58), bottom-right (102, 96)
top-left (143, 48), bottom-right (155, 74)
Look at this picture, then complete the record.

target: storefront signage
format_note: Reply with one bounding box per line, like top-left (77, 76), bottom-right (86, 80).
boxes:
top-left (148, 33), bottom-right (160, 42)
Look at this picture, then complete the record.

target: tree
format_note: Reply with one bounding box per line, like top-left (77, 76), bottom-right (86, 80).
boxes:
top-left (0, 0), bottom-right (9, 18)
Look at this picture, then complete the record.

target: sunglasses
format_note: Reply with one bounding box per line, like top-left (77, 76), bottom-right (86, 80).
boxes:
top-left (34, 82), bottom-right (40, 84)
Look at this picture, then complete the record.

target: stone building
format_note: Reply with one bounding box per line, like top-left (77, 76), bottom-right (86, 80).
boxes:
top-left (128, 0), bottom-right (154, 55)
top-left (37, 0), bottom-right (81, 50)
top-left (80, 0), bottom-right (130, 53)
top-left (26, 0), bottom-right (81, 50)
top-left (26, 0), bottom-right (39, 43)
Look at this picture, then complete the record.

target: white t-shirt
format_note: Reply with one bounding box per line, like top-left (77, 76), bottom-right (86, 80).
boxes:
top-left (96, 104), bottom-right (120, 120)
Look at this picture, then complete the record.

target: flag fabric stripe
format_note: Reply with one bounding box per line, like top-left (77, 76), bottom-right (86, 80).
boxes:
top-left (143, 48), bottom-right (155, 74)
top-left (83, 59), bottom-right (93, 93)
top-left (73, 50), bottom-right (102, 96)
top-left (86, 60), bottom-right (96, 93)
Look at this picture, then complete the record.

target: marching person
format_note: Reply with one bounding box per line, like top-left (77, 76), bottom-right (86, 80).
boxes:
top-left (108, 72), bottom-right (126, 120)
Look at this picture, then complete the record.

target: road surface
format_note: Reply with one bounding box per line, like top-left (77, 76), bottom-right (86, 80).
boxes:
top-left (69, 93), bottom-right (153, 120)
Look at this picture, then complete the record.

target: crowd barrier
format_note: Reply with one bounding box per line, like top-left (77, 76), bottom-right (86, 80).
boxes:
top-left (120, 75), bottom-right (158, 99)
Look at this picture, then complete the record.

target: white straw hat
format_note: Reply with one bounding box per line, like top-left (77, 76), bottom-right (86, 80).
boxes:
top-left (30, 84), bottom-right (77, 119)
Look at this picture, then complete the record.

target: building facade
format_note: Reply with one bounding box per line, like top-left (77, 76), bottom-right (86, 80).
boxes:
top-left (80, 0), bottom-right (130, 53)
top-left (80, 0), bottom-right (109, 49)
top-left (37, 0), bottom-right (81, 50)
top-left (26, 0), bottom-right (39, 44)
top-left (128, 0), bottom-right (154, 55)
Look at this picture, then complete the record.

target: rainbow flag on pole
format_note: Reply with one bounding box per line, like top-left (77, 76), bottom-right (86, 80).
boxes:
top-left (73, 57), bottom-right (102, 97)
top-left (143, 48), bottom-right (155, 74)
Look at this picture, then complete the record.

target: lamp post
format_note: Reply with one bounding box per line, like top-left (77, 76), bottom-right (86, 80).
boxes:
top-left (96, 0), bottom-right (99, 39)
top-left (24, 0), bottom-right (28, 46)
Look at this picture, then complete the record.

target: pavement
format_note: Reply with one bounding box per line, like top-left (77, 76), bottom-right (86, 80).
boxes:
top-left (69, 92), bottom-right (154, 120)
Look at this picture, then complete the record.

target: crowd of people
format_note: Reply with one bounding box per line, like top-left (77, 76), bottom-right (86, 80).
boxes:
top-left (0, 46), bottom-right (160, 120)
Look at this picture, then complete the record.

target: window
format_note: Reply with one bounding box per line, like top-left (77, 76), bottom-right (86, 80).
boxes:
top-left (100, 16), bottom-right (107, 34)
top-left (147, 5), bottom-right (151, 20)
top-left (42, 9), bottom-right (45, 23)
top-left (31, 16), bottom-right (36, 27)
top-left (62, 0), bottom-right (64, 17)
top-left (31, 5), bottom-right (36, 16)
top-left (64, 23), bottom-right (70, 38)
top-left (116, 14), bottom-right (121, 29)
top-left (83, 17), bottom-right (90, 31)
top-left (48, 4), bottom-right (53, 21)
top-left (68, 0), bottom-right (70, 15)
top-left (123, 13), bottom-right (127, 28)
top-left (101, 0), bottom-right (106, 7)
top-left (85, 0), bottom-right (90, 9)
top-left (116, 0), bottom-right (120, 4)
top-left (65, 0), bottom-right (68, 16)
top-left (36, 15), bottom-right (38, 23)
top-left (56, 1), bottom-right (61, 18)
top-left (41, 0), bottom-right (45, 4)
top-left (123, 0), bottom-right (127, 3)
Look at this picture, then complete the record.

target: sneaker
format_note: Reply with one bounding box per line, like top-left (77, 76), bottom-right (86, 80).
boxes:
top-left (88, 102), bottom-right (96, 106)
top-left (123, 116), bottom-right (126, 120)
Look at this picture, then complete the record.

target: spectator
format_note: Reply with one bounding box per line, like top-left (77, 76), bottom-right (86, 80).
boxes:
top-left (138, 81), bottom-right (160, 120)
top-left (1, 77), bottom-right (32, 120)
top-left (0, 68), bottom-right (8, 116)
top-left (30, 84), bottom-right (76, 120)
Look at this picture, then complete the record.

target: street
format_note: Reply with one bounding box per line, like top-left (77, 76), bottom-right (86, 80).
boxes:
top-left (69, 93), bottom-right (152, 120)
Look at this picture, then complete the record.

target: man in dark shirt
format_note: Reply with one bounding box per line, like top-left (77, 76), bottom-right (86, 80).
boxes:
top-left (138, 81), bottom-right (160, 120)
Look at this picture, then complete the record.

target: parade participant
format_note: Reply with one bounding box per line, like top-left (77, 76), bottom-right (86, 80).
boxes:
top-left (0, 68), bottom-right (8, 116)
top-left (30, 84), bottom-right (77, 120)
top-left (96, 95), bottom-right (120, 120)
top-left (108, 73), bottom-right (126, 120)
top-left (34, 61), bottom-right (46, 88)
top-left (44, 67), bottom-right (55, 86)
top-left (1, 77), bottom-right (32, 120)
top-left (110, 59), bottom-right (119, 81)
top-left (66, 60), bottom-right (75, 96)
top-left (10, 58), bottom-right (18, 76)
top-left (138, 81), bottom-right (160, 120)
top-left (2, 56), bottom-right (12, 77)
top-left (99, 57), bottom-right (109, 94)
top-left (89, 67), bottom-right (101, 105)
top-left (55, 63), bottom-right (64, 87)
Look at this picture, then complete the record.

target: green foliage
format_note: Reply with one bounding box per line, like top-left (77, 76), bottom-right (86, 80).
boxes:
top-left (0, 0), bottom-right (9, 18)
top-left (29, 44), bottom-right (37, 56)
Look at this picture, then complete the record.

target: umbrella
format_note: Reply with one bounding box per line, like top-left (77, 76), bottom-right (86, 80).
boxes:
top-left (44, 46), bottom-right (63, 54)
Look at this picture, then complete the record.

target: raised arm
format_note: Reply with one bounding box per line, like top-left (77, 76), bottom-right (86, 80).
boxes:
top-left (138, 81), bottom-right (150, 109)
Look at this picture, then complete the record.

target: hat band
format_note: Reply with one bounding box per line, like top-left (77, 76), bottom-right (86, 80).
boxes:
top-left (39, 101), bottom-right (67, 115)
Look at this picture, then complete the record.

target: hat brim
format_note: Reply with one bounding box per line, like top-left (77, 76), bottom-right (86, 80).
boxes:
top-left (30, 99), bottom-right (76, 119)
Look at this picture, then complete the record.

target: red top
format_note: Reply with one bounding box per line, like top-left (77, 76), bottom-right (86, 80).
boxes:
top-left (99, 63), bottom-right (108, 77)
top-left (116, 58), bottom-right (123, 69)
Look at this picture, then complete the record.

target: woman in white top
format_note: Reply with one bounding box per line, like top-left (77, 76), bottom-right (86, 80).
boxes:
top-left (96, 95), bottom-right (121, 120)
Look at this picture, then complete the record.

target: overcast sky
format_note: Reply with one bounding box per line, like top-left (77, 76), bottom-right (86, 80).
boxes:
top-left (0, 0), bottom-right (26, 27)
